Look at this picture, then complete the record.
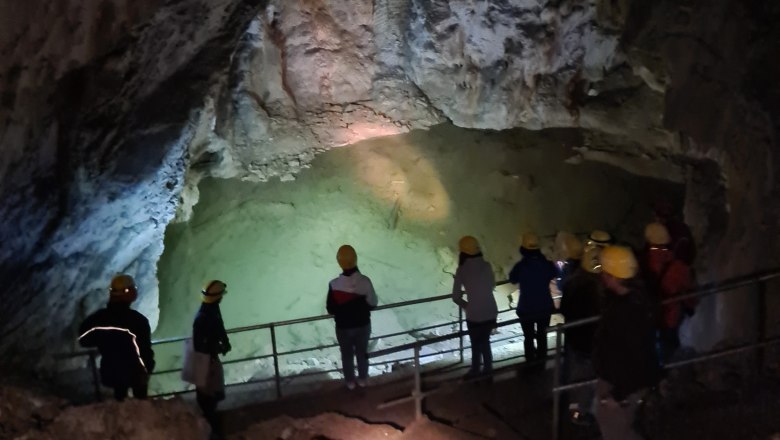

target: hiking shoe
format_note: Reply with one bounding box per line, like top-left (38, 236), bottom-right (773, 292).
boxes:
top-left (346, 381), bottom-right (356, 390)
top-left (356, 378), bottom-right (368, 388)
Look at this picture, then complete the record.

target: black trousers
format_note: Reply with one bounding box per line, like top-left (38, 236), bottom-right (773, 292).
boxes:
top-left (467, 319), bottom-right (496, 374)
top-left (658, 327), bottom-right (680, 363)
top-left (112, 375), bottom-right (148, 401)
top-left (197, 391), bottom-right (223, 438)
top-left (519, 314), bottom-right (551, 362)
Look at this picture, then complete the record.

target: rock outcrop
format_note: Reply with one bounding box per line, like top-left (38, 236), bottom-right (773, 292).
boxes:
top-left (0, 0), bottom-right (265, 365)
top-left (203, 0), bottom-right (674, 184)
top-left (616, 0), bottom-right (780, 348)
top-left (0, 384), bottom-right (208, 439)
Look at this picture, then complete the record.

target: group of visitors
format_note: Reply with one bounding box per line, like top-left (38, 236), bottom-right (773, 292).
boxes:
top-left (449, 203), bottom-right (697, 440)
top-left (76, 202), bottom-right (696, 440)
top-left (78, 276), bottom-right (230, 437)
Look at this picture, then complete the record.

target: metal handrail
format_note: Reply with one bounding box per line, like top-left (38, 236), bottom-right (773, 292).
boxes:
top-left (58, 279), bottom-right (522, 400)
top-left (368, 267), bottom-right (780, 440)
top-left (553, 335), bottom-right (780, 394)
top-left (147, 307), bottom-right (526, 397)
top-left (150, 280), bottom-right (513, 346)
top-left (62, 266), bottom-right (779, 405)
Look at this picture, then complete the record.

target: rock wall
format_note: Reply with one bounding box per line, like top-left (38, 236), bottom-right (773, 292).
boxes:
top-left (0, 0), bottom-right (266, 365)
top-left (199, 0), bottom-right (675, 185)
top-left (618, 0), bottom-right (780, 348)
top-left (179, 0), bottom-right (678, 220)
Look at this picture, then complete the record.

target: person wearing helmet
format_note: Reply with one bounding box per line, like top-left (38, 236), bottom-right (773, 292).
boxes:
top-left (508, 232), bottom-right (558, 369)
top-left (640, 222), bottom-right (673, 276)
top-left (555, 232), bottom-right (585, 290)
top-left (592, 246), bottom-right (661, 440)
top-left (558, 247), bottom-right (604, 426)
top-left (653, 200), bottom-right (696, 265)
top-left (192, 280), bottom-right (231, 435)
top-left (326, 245), bottom-right (378, 390)
top-left (452, 236), bottom-right (498, 380)
top-left (78, 274), bottom-right (155, 401)
top-left (640, 223), bottom-right (695, 362)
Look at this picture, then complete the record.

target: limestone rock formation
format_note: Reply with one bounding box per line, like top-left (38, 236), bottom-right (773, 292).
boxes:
top-left (205, 0), bottom-right (674, 184)
top-left (0, 0), bottom-right (265, 365)
top-left (619, 0), bottom-right (780, 347)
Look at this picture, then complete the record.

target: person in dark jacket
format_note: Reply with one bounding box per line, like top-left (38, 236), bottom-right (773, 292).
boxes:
top-left (559, 247), bottom-right (603, 425)
top-left (193, 280), bottom-right (231, 437)
top-left (326, 245), bottom-right (378, 390)
top-left (79, 274), bottom-right (155, 401)
top-left (554, 232), bottom-right (584, 291)
top-left (452, 236), bottom-right (498, 379)
top-left (593, 246), bottom-right (661, 440)
top-left (509, 232), bottom-right (558, 366)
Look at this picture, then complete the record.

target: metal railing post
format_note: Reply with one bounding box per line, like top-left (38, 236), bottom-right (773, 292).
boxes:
top-left (458, 307), bottom-right (464, 364)
top-left (413, 344), bottom-right (423, 420)
top-left (552, 324), bottom-right (563, 440)
top-left (88, 352), bottom-right (102, 402)
top-left (270, 324), bottom-right (282, 399)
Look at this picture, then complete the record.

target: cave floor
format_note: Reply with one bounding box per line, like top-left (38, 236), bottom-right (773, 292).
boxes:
top-left (221, 361), bottom-right (556, 440)
top-left (217, 360), bottom-right (780, 440)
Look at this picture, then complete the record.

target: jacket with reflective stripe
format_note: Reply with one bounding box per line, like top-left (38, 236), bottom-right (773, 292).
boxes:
top-left (79, 303), bottom-right (155, 387)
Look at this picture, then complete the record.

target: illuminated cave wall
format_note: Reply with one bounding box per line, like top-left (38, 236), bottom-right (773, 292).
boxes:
top-left (159, 125), bottom-right (681, 338)
top-left (146, 124), bottom-right (681, 393)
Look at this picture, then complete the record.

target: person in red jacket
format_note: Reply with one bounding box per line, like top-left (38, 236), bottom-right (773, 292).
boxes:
top-left (654, 200), bottom-right (696, 265)
top-left (640, 223), bottom-right (694, 362)
top-left (639, 223), bottom-right (674, 284)
top-left (658, 256), bottom-right (694, 360)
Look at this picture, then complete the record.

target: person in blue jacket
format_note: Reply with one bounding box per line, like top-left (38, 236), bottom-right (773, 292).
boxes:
top-left (509, 232), bottom-right (558, 367)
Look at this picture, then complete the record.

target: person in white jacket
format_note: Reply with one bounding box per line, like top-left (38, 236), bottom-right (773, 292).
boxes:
top-left (452, 236), bottom-right (498, 379)
top-left (326, 244), bottom-right (378, 390)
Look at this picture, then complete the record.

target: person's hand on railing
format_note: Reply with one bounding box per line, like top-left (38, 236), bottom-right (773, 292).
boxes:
top-left (220, 341), bottom-right (232, 355)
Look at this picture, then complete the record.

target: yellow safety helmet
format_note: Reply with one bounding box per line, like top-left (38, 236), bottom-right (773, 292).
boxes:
top-left (644, 222), bottom-right (671, 246)
top-left (202, 280), bottom-right (227, 304)
top-left (555, 232), bottom-right (584, 260)
top-left (109, 274), bottom-right (138, 303)
top-left (337, 245), bottom-right (358, 270)
top-left (521, 232), bottom-right (540, 250)
top-left (600, 246), bottom-right (638, 279)
top-left (580, 247), bottom-right (602, 274)
top-left (458, 236), bottom-right (481, 256)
